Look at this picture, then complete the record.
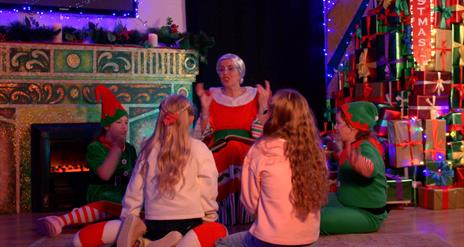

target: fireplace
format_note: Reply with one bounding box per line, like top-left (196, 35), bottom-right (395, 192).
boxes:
top-left (31, 123), bottom-right (101, 212)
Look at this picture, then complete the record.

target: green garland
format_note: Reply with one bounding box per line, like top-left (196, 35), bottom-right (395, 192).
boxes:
top-left (0, 17), bottom-right (215, 64)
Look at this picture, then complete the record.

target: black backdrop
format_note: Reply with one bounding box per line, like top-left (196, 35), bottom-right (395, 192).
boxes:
top-left (186, 0), bottom-right (326, 127)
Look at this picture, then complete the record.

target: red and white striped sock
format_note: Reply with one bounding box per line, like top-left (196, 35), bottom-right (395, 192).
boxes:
top-left (59, 201), bottom-right (120, 226)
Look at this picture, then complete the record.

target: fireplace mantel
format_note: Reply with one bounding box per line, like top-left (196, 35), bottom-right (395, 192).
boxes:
top-left (0, 42), bottom-right (199, 213)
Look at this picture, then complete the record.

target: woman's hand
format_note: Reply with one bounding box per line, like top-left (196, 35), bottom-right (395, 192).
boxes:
top-left (256, 80), bottom-right (271, 114)
top-left (195, 83), bottom-right (213, 115)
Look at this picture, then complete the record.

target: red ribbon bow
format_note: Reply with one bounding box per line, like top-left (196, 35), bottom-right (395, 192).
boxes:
top-left (163, 112), bottom-right (179, 126)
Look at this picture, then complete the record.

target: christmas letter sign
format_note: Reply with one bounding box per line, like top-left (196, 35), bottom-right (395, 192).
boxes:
top-left (411, 0), bottom-right (432, 66)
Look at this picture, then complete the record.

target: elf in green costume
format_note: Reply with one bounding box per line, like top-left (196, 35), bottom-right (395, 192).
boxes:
top-left (320, 101), bottom-right (388, 234)
top-left (37, 85), bottom-right (137, 246)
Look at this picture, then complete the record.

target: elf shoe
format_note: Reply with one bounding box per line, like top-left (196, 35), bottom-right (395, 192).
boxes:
top-left (36, 216), bottom-right (63, 237)
top-left (117, 214), bottom-right (147, 247)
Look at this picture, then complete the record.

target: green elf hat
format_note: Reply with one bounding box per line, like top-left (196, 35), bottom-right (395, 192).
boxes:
top-left (95, 85), bottom-right (128, 127)
top-left (340, 101), bottom-right (378, 132)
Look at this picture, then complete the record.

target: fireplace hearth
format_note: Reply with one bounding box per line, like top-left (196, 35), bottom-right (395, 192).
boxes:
top-left (31, 123), bottom-right (101, 212)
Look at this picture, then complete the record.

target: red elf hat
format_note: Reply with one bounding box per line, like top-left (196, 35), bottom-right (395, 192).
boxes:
top-left (340, 101), bottom-right (378, 132)
top-left (95, 85), bottom-right (128, 127)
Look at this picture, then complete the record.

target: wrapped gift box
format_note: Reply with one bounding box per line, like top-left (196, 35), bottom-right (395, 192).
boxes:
top-left (454, 166), bottom-right (464, 187)
top-left (387, 120), bottom-right (424, 167)
top-left (368, 5), bottom-right (401, 32)
top-left (430, 29), bottom-right (453, 72)
top-left (423, 119), bottom-right (447, 161)
top-left (413, 71), bottom-right (452, 96)
top-left (456, 187), bottom-right (464, 207)
top-left (386, 178), bottom-right (413, 202)
top-left (447, 141), bottom-right (464, 165)
top-left (449, 1), bottom-right (464, 24)
top-left (376, 108), bottom-right (401, 137)
top-left (361, 14), bottom-right (383, 48)
top-left (451, 81), bottom-right (464, 108)
top-left (395, 90), bottom-right (411, 118)
top-left (400, 24), bottom-right (413, 56)
top-left (353, 82), bottom-right (385, 103)
top-left (422, 161), bottom-right (454, 186)
top-left (418, 186), bottom-right (459, 209)
top-left (433, 0), bottom-right (453, 29)
top-left (356, 48), bottom-right (379, 83)
top-left (377, 32), bottom-right (403, 82)
top-left (452, 23), bottom-right (464, 67)
top-left (402, 57), bottom-right (416, 89)
top-left (442, 111), bottom-right (464, 141)
top-left (409, 95), bottom-right (450, 119)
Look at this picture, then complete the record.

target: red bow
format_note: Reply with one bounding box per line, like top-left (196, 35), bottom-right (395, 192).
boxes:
top-left (163, 112), bottom-right (179, 126)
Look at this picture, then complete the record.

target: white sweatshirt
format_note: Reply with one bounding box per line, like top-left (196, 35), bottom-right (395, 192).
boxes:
top-left (120, 138), bottom-right (219, 222)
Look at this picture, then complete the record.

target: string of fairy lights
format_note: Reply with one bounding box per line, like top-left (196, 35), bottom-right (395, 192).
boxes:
top-left (0, 0), bottom-right (147, 27)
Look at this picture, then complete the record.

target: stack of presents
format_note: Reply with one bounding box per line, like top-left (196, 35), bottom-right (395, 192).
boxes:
top-left (325, 0), bottom-right (464, 209)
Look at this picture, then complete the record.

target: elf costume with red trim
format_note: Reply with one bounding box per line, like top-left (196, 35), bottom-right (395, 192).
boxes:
top-left (321, 101), bottom-right (388, 235)
top-left (37, 85), bottom-right (137, 247)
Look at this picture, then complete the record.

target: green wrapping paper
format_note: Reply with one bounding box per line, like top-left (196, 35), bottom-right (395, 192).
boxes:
top-left (442, 111), bottom-right (464, 141)
top-left (433, 0), bottom-right (453, 29)
top-left (447, 141), bottom-right (464, 165)
top-left (386, 178), bottom-right (413, 202)
top-left (452, 23), bottom-right (464, 66)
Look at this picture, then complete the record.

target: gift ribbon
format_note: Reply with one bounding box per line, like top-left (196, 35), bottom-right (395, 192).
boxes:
top-left (385, 81), bottom-right (399, 106)
top-left (378, 7), bottom-right (398, 28)
top-left (433, 0), bottom-right (452, 29)
top-left (434, 29), bottom-right (452, 71)
top-left (405, 67), bottom-right (417, 89)
top-left (362, 16), bottom-right (378, 48)
top-left (357, 49), bottom-right (376, 82)
top-left (424, 120), bottom-right (446, 160)
top-left (434, 72), bottom-right (445, 95)
top-left (426, 96), bottom-right (438, 119)
top-left (395, 91), bottom-right (409, 118)
top-left (394, 120), bottom-right (422, 166)
top-left (450, 4), bottom-right (464, 23)
top-left (396, 0), bottom-right (410, 16)
top-left (362, 82), bottom-right (373, 98)
top-left (423, 185), bottom-right (453, 209)
top-left (452, 83), bottom-right (464, 108)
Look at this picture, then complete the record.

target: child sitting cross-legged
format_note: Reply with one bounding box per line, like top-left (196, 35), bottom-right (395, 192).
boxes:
top-left (117, 94), bottom-right (228, 247)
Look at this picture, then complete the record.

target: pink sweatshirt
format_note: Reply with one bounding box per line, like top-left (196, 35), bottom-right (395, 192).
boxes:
top-left (241, 138), bottom-right (320, 245)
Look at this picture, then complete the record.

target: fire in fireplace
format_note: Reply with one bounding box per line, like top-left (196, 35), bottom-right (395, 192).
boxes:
top-left (31, 123), bottom-right (101, 212)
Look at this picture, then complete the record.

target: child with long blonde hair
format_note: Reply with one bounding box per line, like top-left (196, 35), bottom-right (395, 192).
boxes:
top-left (216, 89), bottom-right (329, 246)
top-left (117, 94), bottom-right (227, 247)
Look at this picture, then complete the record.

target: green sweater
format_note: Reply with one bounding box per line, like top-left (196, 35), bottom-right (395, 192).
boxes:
top-left (86, 140), bottom-right (137, 203)
top-left (337, 139), bottom-right (387, 209)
